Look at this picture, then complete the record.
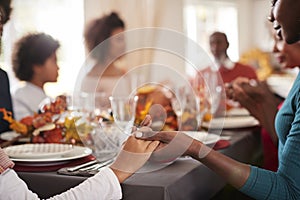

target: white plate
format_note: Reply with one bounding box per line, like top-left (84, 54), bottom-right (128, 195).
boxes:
top-left (226, 108), bottom-right (250, 117)
top-left (6, 145), bottom-right (92, 162)
top-left (183, 131), bottom-right (220, 145)
top-left (202, 116), bottom-right (259, 129)
top-left (0, 131), bottom-right (30, 142)
top-left (4, 143), bottom-right (74, 159)
top-left (267, 75), bottom-right (295, 98)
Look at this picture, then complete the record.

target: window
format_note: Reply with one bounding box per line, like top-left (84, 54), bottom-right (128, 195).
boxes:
top-left (2, 0), bottom-right (84, 97)
top-left (184, 0), bottom-right (239, 61)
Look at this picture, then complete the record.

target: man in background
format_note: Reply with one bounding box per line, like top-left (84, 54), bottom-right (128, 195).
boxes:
top-left (209, 31), bottom-right (257, 83)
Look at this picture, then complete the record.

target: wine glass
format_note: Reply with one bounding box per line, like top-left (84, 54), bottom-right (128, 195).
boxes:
top-left (192, 71), bottom-right (223, 129)
top-left (109, 95), bottom-right (139, 136)
top-left (171, 86), bottom-right (187, 130)
top-left (203, 71), bottom-right (222, 115)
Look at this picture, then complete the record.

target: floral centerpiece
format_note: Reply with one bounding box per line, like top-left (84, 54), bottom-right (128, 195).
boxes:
top-left (0, 96), bottom-right (81, 144)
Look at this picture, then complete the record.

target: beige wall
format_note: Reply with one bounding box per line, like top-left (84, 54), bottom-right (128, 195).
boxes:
top-left (238, 0), bottom-right (272, 54)
top-left (84, 0), bottom-right (273, 65)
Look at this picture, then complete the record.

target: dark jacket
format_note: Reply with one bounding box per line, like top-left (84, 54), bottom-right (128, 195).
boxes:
top-left (0, 68), bottom-right (13, 133)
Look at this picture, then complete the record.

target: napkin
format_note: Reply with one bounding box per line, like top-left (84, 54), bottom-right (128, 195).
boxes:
top-left (13, 155), bottom-right (96, 172)
top-left (57, 165), bottom-right (99, 177)
top-left (213, 140), bottom-right (230, 150)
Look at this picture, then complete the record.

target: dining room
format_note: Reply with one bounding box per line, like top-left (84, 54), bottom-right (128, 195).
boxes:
top-left (1, 0), bottom-right (299, 199)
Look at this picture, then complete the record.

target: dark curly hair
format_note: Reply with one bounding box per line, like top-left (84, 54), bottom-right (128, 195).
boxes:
top-left (84, 12), bottom-right (125, 63)
top-left (0, 0), bottom-right (12, 24)
top-left (12, 33), bottom-right (60, 81)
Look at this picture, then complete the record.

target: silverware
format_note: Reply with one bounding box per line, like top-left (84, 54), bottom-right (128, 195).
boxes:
top-left (79, 159), bottom-right (114, 172)
top-left (67, 160), bottom-right (98, 172)
top-left (0, 135), bottom-right (25, 148)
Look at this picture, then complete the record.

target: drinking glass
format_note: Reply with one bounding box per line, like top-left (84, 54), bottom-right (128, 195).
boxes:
top-left (171, 86), bottom-right (187, 130)
top-left (75, 112), bottom-right (119, 161)
top-left (109, 95), bottom-right (139, 135)
top-left (203, 72), bottom-right (222, 115)
top-left (192, 71), bottom-right (223, 129)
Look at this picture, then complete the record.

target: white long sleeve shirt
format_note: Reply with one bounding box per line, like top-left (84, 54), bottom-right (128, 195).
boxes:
top-left (0, 167), bottom-right (122, 200)
top-left (12, 82), bottom-right (48, 120)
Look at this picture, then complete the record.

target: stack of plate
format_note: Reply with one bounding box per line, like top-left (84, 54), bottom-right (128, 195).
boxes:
top-left (4, 143), bottom-right (92, 166)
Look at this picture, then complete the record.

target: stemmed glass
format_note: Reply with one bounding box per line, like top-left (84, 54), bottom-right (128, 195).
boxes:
top-left (204, 71), bottom-right (222, 115)
top-left (193, 71), bottom-right (222, 129)
top-left (109, 95), bottom-right (139, 136)
top-left (171, 86), bottom-right (187, 131)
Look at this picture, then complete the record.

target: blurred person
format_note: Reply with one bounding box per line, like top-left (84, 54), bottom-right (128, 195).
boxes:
top-left (0, 69), bottom-right (13, 134)
top-left (0, 0), bottom-right (13, 134)
top-left (81, 12), bottom-right (127, 95)
top-left (228, 31), bottom-right (300, 145)
top-left (0, 0), bottom-right (159, 200)
top-left (137, 2), bottom-right (300, 198)
top-left (226, 26), bottom-right (300, 172)
top-left (12, 33), bottom-right (60, 120)
top-left (209, 31), bottom-right (257, 83)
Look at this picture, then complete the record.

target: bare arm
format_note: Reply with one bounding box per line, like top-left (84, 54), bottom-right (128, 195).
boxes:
top-left (136, 129), bottom-right (250, 189)
top-left (187, 139), bottom-right (250, 188)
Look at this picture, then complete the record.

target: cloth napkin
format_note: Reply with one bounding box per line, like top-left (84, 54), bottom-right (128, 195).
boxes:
top-left (213, 140), bottom-right (230, 150)
top-left (57, 164), bottom-right (100, 177)
top-left (13, 155), bottom-right (96, 172)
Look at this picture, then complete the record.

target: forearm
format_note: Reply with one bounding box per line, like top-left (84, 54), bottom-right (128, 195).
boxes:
top-left (257, 96), bottom-right (281, 145)
top-left (110, 167), bottom-right (132, 183)
top-left (242, 96), bottom-right (280, 145)
top-left (187, 140), bottom-right (251, 188)
top-left (49, 167), bottom-right (122, 200)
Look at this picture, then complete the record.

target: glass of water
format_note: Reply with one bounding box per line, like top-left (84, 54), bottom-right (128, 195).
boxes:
top-left (109, 95), bottom-right (139, 135)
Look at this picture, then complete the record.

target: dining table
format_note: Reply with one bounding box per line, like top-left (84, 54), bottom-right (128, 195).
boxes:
top-left (14, 126), bottom-right (262, 200)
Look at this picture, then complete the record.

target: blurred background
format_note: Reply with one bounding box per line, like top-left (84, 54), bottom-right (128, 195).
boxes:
top-left (0, 0), bottom-right (282, 98)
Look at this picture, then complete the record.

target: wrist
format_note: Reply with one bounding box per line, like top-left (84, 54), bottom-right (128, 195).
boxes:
top-left (187, 139), bottom-right (213, 160)
top-left (186, 139), bottom-right (202, 158)
top-left (110, 167), bottom-right (133, 183)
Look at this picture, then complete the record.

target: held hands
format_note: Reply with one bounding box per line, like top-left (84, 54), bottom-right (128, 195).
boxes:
top-left (110, 117), bottom-right (160, 183)
top-left (134, 115), bottom-right (210, 161)
top-left (225, 77), bottom-right (280, 120)
top-left (225, 77), bottom-right (281, 145)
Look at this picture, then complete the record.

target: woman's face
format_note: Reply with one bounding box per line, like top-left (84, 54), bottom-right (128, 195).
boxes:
top-left (108, 27), bottom-right (126, 59)
top-left (38, 53), bottom-right (59, 83)
top-left (273, 34), bottom-right (300, 68)
top-left (270, 0), bottom-right (300, 44)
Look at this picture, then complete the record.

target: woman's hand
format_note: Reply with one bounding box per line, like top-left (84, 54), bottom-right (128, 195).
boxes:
top-left (110, 135), bottom-right (160, 183)
top-left (135, 116), bottom-right (251, 189)
top-left (135, 126), bottom-right (206, 160)
top-left (226, 77), bottom-right (281, 145)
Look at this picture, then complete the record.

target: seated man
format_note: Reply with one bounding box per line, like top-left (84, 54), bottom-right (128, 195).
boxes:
top-left (209, 31), bottom-right (257, 83)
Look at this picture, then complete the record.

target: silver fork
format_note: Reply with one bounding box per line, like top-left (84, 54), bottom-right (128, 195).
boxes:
top-left (79, 159), bottom-right (114, 172)
top-left (67, 160), bottom-right (98, 172)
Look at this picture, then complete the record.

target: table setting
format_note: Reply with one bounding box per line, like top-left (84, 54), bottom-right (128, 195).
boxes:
top-left (0, 94), bottom-right (119, 175)
top-left (0, 83), bottom-right (263, 200)
top-left (0, 72), bottom-right (262, 200)
top-left (0, 79), bottom-right (258, 177)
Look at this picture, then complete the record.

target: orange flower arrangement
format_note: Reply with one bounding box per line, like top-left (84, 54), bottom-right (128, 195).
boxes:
top-left (0, 96), bottom-right (81, 144)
